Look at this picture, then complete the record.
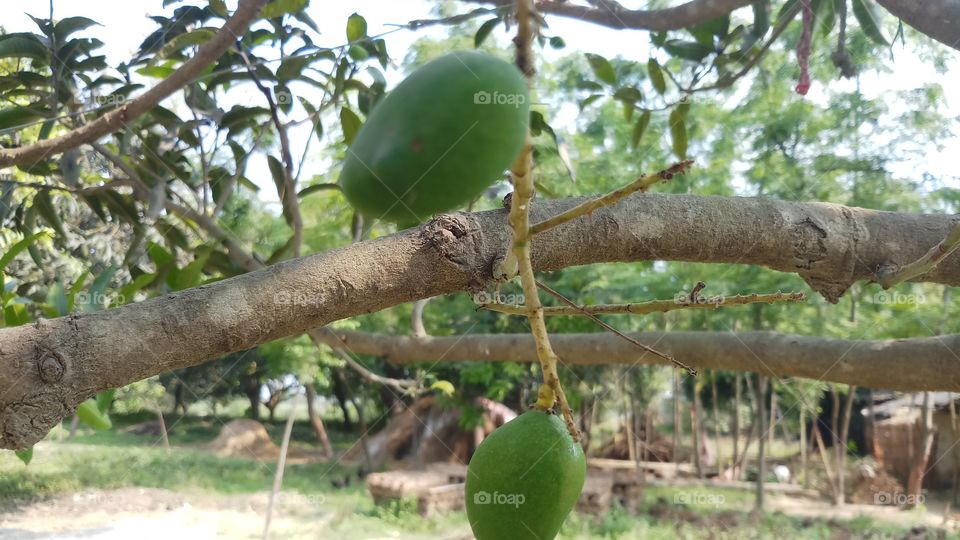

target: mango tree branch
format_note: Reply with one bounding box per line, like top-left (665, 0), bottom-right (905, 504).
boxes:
top-left (460, 0), bottom-right (754, 32)
top-left (878, 221), bottom-right (960, 289)
top-left (0, 0), bottom-right (269, 168)
top-left (481, 291), bottom-right (805, 316)
top-left (313, 329), bottom-right (960, 392)
top-left (2, 193), bottom-right (959, 449)
top-left (876, 0), bottom-right (960, 52)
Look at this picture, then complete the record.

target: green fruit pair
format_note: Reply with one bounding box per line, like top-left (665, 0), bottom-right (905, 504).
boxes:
top-left (466, 411), bottom-right (586, 540)
top-left (339, 51), bottom-right (529, 228)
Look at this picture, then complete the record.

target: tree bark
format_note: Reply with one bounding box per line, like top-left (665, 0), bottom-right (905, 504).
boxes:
top-left (4, 194), bottom-right (960, 449)
top-left (876, 0), bottom-right (960, 52)
top-left (316, 329), bottom-right (960, 392)
top-left (755, 375), bottom-right (768, 512)
top-left (304, 385), bottom-right (333, 458)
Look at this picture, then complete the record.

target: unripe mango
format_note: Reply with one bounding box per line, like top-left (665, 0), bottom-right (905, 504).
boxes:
top-left (339, 51), bottom-right (529, 227)
top-left (466, 410), bottom-right (585, 540)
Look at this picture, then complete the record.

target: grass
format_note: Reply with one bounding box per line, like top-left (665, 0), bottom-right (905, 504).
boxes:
top-left (0, 415), bottom-right (947, 539)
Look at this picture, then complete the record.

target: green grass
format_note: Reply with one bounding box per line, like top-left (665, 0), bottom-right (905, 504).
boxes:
top-left (0, 418), bottom-right (946, 539)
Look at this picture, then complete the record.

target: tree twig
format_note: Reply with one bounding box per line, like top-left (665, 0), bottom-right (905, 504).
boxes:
top-left (879, 222), bottom-right (960, 289)
top-left (534, 280), bottom-right (697, 374)
top-left (0, 0), bottom-right (269, 167)
top-left (481, 291), bottom-right (806, 316)
top-left (529, 160), bottom-right (691, 235)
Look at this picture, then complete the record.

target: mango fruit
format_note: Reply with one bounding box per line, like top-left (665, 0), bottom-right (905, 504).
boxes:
top-left (466, 410), bottom-right (585, 540)
top-left (339, 51), bottom-right (529, 227)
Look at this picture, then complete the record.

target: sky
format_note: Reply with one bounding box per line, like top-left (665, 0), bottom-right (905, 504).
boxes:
top-left (6, 0), bottom-right (959, 204)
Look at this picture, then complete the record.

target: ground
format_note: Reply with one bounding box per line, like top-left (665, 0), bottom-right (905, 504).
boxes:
top-left (0, 418), bottom-right (954, 539)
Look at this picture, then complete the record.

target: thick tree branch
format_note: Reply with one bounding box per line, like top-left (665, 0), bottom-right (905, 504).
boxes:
top-left (0, 0), bottom-right (269, 168)
top-left (314, 329), bottom-right (960, 393)
top-left (2, 193), bottom-right (959, 449)
top-left (461, 0), bottom-right (754, 31)
top-left (877, 0), bottom-right (960, 52)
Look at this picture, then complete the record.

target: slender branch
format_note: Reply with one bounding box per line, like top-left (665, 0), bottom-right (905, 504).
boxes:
top-left (535, 280), bottom-right (696, 374)
top-left (482, 291), bottom-right (806, 316)
top-left (0, 0), bottom-right (269, 167)
top-left (529, 160), bottom-right (691, 235)
top-left (879, 222), bottom-right (960, 289)
top-left (327, 341), bottom-right (419, 394)
top-left (460, 0), bottom-right (754, 32)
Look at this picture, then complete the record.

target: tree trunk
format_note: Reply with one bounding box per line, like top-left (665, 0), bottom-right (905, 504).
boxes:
top-left (712, 373), bottom-right (722, 477)
top-left (331, 370), bottom-right (353, 431)
top-left (768, 388), bottom-right (777, 446)
top-left (836, 386), bottom-right (857, 506)
top-left (673, 369), bottom-right (681, 472)
top-left (830, 385), bottom-right (842, 505)
top-left (754, 374), bottom-right (768, 512)
top-left (157, 408), bottom-right (170, 451)
top-left (691, 381), bottom-right (704, 478)
top-left (800, 406), bottom-right (809, 490)
top-left (733, 373), bottom-right (741, 478)
top-left (907, 391), bottom-right (936, 508)
top-left (305, 385), bottom-right (333, 458)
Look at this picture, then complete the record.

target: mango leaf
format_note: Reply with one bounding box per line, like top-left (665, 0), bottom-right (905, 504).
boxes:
top-left (276, 55), bottom-right (310, 82)
top-left (54, 17), bottom-right (100, 40)
top-left (647, 59), bottom-right (666, 95)
top-left (85, 265), bottom-right (118, 310)
top-left (0, 106), bottom-right (44, 131)
top-left (669, 107), bottom-right (688, 159)
top-left (852, 0), bottom-right (888, 45)
top-left (340, 107), bottom-right (362, 145)
top-left (159, 28), bottom-right (215, 58)
top-left (430, 380), bottom-right (455, 396)
top-left (663, 40), bottom-right (713, 62)
top-left (118, 272), bottom-right (157, 302)
top-left (170, 248), bottom-right (212, 291)
top-left (0, 232), bottom-right (47, 271)
top-left (136, 65), bottom-right (175, 78)
top-left (475, 17), bottom-right (501, 48)
top-left (0, 34), bottom-right (48, 60)
top-left (45, 280), bottom-right (68, 317)
top-left (751, 0), bottom-right (770, 40)
top-left (14, 448), bottom-right (32, 465)
top-left (688, 15), bottom-right (729, 46)
top-left (209, 0), bottom-right (228, 17)
top-left (584, 53), bottom-right (616, 85)
top-left (298, 183), bottom-right (339, 199)
top-left (76, 399), bottom-right (111, 430)
top-left (632, 110), bottom-right (652, 149)
top-left (33, 190), bottom-right (66, 237)
top-left (346, 13), bottom-right (367, 42)
top-left (66, 271), bottom-right (89, 312)
top-left (262, 0), bottom-right (308, 19)
top-left (4, 304), bottom-right (30, 327)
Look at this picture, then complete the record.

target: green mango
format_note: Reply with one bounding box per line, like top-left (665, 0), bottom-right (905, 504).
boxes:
top-left (76, 399), bottom-right (112, 430)
top-left (466, 410), bottom-right (586, 540)
top-left (339, 51), bottom-right (529, 227)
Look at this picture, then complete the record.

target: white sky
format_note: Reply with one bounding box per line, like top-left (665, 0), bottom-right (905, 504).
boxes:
top-left (6, 0), bottom-right (959, 203)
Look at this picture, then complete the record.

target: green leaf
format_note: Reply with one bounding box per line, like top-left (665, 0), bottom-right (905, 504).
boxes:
top-left (347, 44), bottom-right (368, 61)
top-left (549, 36), bottom-right (566, 49)
top-left (430, 380), bottom-right (455, 396)
top-left (95, 390), bottom-right (115, 414)
top-left (613, 86), bottom-right (642, 103)
top-left (158, 28), bottom-right (215, 58)
top-left (276, 55), bottom-right (310, 82)
top-left (751, 0), bottom-right (770, 40)
top-left (85, 265), bottom-right (118, 310)
top-left (118, 272), bottom-right (156, 302)
top-left (76, 399), bottom-right (112, 430)
top-left (170, 249), bottom-right (212, 291)
top-left (669, 107), bottom-right (688, 159)
top-left (66, 271), bottom-right (89, 312)
top-left (647, 59), bottom-right (666, 95)
top-left (220, 106), bottom-right (270, 130)
top-left (632, 110), bottom-right (652, 149)
top-left (136, 65), bottom-right (176, 79)
top-left (33, 190), bottom-right (66, 237)
top-left (45, 280), bottom-right (68, 317)
top-left (776, 0), bottom-right (800, 25)
top-left (346, 13), bottom-right (367, 42)
top-left (54, 17), bottom-right (100, 40)
top-left (584, 53), bottom-right (616, 85)
top-left (0, 106), bottom-right (44, 131)
top-left (663, 40), bottom-right (713, 62)
top-left (14, 448), bottom-right (32, 466)
top-left (261, 0), bottom-right (308, 19)
top-left (4, 304), bottom-right (30, 327)
top-left (209, 0), bottom-right (229, 17)
top-left (852, 0), bottom-right (889, 45)
top-left (474, 17), bottom-right (501, 48)
top-left (340, 107), bottom-right (362, 145)
top-left (298, 183), bottom-right (339, 199)
top-left (688, 15), bottom-right (729, 46)
top-left (0, 34), bottom-right (48, 60)
top-left (0, 232), bottom-right (47, 271)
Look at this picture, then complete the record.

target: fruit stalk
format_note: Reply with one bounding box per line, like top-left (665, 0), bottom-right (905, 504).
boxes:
top-left (505, 0), bottom-right (578, 438)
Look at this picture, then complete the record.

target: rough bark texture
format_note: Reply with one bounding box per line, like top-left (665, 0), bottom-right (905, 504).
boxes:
top-left (315, 329), bottom-right (960, 392)
top-left (2, 194), bottom-right (960, 449)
